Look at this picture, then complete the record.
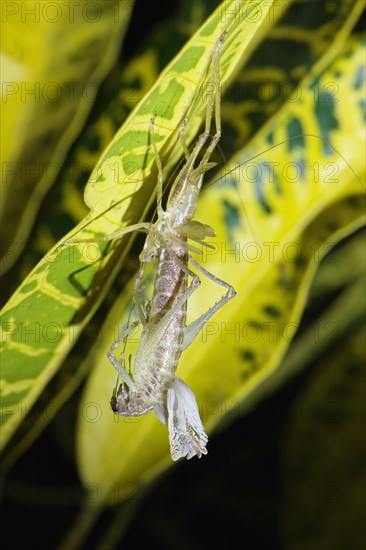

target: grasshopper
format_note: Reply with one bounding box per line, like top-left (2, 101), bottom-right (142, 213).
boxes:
top-left (109, 33), bottom-right (236, 460)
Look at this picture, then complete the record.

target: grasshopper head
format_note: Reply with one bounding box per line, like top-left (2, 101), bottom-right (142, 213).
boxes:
top-left (110, 383), bottom-right (153, 417)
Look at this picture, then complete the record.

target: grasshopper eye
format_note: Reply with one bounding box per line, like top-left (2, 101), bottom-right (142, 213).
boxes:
top-left (110, 395), bottom-right (118, 413)
top-left (110, 383), bottom-right (130, 414)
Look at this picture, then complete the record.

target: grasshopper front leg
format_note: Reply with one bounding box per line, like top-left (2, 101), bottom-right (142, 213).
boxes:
top-left (61, 222), bottom-right (151, 246)
top-left (107, 321), bottom-right (139, 390)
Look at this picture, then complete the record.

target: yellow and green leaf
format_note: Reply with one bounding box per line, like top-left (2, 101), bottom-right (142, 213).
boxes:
top-left (0, 0), bottom-right (222, 470)
top-left (76, 32), bottom-right (365, 501)
top-left (1, 0), bottom-right (286, 450)
top-left (1, 1), bottom-right (364, 546)
top-left (221, 0), bottom-right (365, 152)
top-left (1, 0), bottom-right (134, 274)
